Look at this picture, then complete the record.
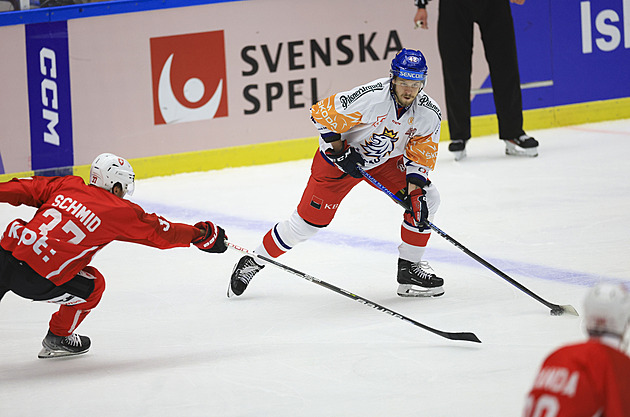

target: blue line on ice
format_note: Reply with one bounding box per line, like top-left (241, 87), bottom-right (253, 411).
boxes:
top-left (137, 200), bottom-right (628, 288)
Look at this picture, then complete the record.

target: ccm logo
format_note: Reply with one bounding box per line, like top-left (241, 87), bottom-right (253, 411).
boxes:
top-left (40, 47), bottom-right (60, 146)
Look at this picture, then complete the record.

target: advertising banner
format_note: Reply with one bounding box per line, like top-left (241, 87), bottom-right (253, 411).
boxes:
top-left (551, 0), bottom-right (630, 105)
top-left (65, 0), bottom-right (449, 166)
top-left (25, 20), bottom-right (74, 174)
top-left (473, 0), bottom-right (630, 116)
top-left (0, 0), bottom-right (628, 178)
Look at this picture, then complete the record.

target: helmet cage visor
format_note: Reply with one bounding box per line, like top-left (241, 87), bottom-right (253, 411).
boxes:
top-left (110, 169), bottom-right (135, 197)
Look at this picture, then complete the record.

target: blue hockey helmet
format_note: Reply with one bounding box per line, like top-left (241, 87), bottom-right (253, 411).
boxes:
top-left (390, 49), bottom-right (428, 82)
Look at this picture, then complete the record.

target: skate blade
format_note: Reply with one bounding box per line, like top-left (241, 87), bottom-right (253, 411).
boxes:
top-left (227, 279), bottom-right (242, 298)
top-left (452, 149), bottom-right (467, 161)
top-left (397, 284), bottom-right (445, 298)
top-left (227, 283), bottom-right (236, 298)
top-left (38, 346), bottom-right (89, 359)
top-left (505, 143), bottom-right (538, 157)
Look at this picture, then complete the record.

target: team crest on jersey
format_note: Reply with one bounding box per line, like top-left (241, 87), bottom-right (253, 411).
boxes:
top-left (361, 127), bottom-right (399, 163)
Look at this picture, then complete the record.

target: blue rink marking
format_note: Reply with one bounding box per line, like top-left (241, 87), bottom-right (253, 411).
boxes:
top-left (136, 200), bottom-right (628, 288)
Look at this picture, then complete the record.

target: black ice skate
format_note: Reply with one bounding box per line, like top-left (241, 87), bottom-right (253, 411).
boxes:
top-left (448, 139), bottom-right (467, 161)
top-left (228, 255), bottom-right (265, 297)
top-left (397, 258), bottom-right (445, 297)
top-left (38, 330), bottom-right (91, 359)
top-left (503, 134), bottom-right (539, 157)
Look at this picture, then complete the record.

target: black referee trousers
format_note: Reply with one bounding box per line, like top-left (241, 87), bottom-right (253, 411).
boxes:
top-left (437, 0), bottom-right (525, 140)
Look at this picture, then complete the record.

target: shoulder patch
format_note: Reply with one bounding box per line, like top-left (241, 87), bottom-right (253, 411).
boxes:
top-left (417, 95), bottom-right (441, 120)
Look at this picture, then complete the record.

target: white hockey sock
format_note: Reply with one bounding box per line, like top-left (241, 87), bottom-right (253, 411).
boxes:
top-left (398, 241), bottom-right (427, 263)
top-left (259, 210), bottom-right (320, 259)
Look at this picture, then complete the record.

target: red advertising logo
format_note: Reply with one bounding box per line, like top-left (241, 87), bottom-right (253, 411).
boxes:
top-left (150, 31), bottom-right (228, 125)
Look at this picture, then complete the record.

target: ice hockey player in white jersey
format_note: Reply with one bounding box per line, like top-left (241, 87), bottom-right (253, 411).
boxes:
top-left (229, 48), bottom-right (444, 298)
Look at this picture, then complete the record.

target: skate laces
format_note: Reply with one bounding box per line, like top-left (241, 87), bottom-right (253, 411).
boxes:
top-left (410, 261), bottom-right (435, 280)
top-left (237, 259), bottom-right (263, 284)
top-left (64, 333), bottom-right (82, 347)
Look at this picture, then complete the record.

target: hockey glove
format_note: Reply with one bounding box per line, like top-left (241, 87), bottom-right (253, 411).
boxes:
top-left (325, 141), bottom-right (365, 179)
top-left (406, 188), bottom-right (428, 228)
top-left (192, 221), bottom-right (228, 253)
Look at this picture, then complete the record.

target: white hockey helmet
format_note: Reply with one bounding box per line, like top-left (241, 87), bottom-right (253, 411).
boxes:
top-left (89, 153), bottom-right (135, 197)
top-left (583, 283), bottom-right (630, 340)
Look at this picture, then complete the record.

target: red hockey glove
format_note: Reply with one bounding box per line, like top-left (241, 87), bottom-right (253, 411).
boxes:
top-left (406, 188), bottom-right (428, 227)
top-left (192, 221), bottom-right (228, 253)
top-left (325, 141), bottom-right (365, 178)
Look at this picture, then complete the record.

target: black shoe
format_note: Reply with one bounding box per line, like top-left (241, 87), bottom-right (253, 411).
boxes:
top-left (38, 330), bottom-right (91, 358)
top-left (448, 140), bottom-right (467, 161)
top-left (503, 134), bottom-right (539, 157)
top-left (228, 255), bottom-right (265, 297)
top-left (397, 258), bottom-right (444, 297)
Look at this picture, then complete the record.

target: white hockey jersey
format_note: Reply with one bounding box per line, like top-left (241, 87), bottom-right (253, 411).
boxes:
top-left (311, 77), bottom-right (441, 184)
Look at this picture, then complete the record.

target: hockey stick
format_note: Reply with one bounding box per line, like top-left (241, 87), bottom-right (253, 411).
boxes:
top-left (226, 241), bottom-right (481, 343)
top-left (357, 166), bottom-right (578, 317)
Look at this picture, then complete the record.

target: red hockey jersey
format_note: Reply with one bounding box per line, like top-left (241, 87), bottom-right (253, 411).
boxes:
top-left (0, 176), bottom-right (198, 285)
top-left (523, 338), bottom-right (630, 417)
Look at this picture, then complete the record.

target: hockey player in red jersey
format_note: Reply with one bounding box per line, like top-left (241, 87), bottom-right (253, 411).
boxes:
top-left (229, 48), bottom-right (444, 298)
top-left (523, 283), bottom-right (630, 417)
top-left (0, 153), bottom-right (228, 358)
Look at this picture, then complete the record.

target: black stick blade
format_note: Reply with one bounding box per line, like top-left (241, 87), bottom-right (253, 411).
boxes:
top-left (442, 331), bottom-right (482, 343)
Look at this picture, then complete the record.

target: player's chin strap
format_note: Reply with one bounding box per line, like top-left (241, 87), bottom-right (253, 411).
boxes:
top-left (226, 241), bottom-right (481, 343)
top-left (356, 165), bottom-right (579, 317)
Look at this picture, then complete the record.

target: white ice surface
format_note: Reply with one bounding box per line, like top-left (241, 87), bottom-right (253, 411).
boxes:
top-left (1, 119), bottom-right (629, 416)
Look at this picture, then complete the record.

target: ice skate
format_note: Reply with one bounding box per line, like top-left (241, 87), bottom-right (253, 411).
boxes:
top-left (228, 255), bottom-right (265, 297)
top-left (503, 134), bottom-right (539, 157)
top-left (38, 330), bottom-right (91, 358)
top-left (448, 140), bottom-right (467, 161)
top-left (397, 258), bottom-right (445, 297)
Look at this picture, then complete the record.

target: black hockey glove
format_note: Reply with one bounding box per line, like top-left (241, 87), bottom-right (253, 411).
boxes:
top-left (325, 141), bottom-right (365, 179)
top-left (192, 221), bottom-right (228, 253)
top-left (406, 188), bottom-right (428, 228)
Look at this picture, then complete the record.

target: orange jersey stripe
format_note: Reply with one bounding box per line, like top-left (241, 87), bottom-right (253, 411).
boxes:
top-left (405, 134), bottom-right (438, 170)
top-left (311, 95), bottom-right (363, 133)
